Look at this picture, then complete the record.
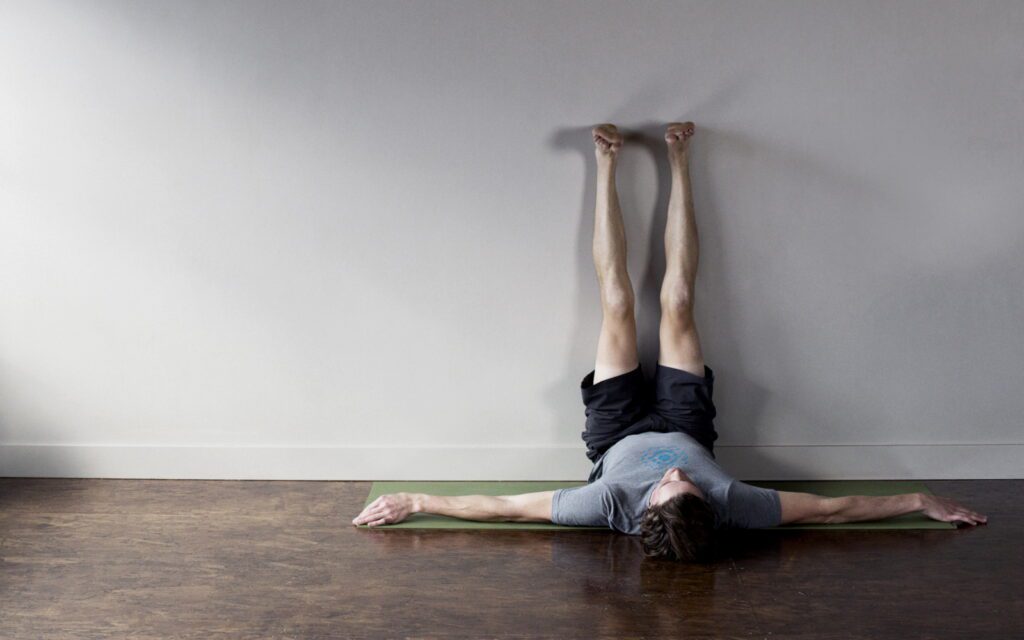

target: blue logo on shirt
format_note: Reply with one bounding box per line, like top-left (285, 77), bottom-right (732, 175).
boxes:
top-left (639, 446), bottom-right (688, 471)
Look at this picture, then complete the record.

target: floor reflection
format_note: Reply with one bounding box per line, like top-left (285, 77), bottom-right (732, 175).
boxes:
top-left (359, 528), bottom-right (754, 636)
top-left (721, 527), bottom-right (974, 569)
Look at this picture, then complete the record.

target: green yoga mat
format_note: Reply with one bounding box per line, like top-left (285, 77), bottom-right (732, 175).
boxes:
top-left (359, 480), bottom-right (954, 530)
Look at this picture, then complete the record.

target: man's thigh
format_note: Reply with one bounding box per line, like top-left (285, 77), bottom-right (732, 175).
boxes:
top-left (594, 316), bottom-right (639, 384)
top-left (580, 364), bottom-right (652, 463)
top-left (658, 314), bottom-right (705, 378)
top-left (652, 363), bottom-right (719, 454)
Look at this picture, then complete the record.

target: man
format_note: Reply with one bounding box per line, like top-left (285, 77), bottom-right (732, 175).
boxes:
top-left (353, 123), bottom-right (987, 561)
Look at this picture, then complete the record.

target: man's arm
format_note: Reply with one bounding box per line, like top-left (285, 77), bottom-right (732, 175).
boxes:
top-left (352, 491), bottom-right (554, 527)
top-left (777, 491), bottom-right (988, 526)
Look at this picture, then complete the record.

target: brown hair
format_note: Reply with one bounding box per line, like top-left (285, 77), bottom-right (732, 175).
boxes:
top-left (640, 492), bottom-right (716, 562)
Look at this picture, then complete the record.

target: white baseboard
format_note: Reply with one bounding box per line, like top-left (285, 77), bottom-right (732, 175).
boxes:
top-left (0, 443), bottom-right (1021, 480)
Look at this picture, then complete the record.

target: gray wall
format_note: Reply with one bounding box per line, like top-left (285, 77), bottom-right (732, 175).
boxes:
top-left (1, 1), bottom-right (1021, 479)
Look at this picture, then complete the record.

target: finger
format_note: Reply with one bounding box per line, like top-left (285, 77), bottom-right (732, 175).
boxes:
top-left (958, 510), bottom-right (982, 524)
top-left (366, 506), bottom-right (394, 522)
top-left (366, 517), bottom-right (388, 527)
top-left (353, 504), bottom-right (382, 520)
top-left (953, 514), bottom-right (979, 526)
top-left (354, 505), bottom-right (385, 522)
top-left (353, 506), bottom-right (387, 525)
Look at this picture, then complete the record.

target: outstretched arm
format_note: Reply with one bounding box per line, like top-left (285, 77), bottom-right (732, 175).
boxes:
top-left (778, 491), bottom-right (987, 526)
top-left (352, 491), bottom-right (554, 527)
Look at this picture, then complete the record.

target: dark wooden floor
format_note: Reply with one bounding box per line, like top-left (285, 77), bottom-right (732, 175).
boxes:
top-left (0, 479), bottom-right (1021, 639)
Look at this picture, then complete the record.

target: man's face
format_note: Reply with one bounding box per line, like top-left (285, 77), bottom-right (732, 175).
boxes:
top-left (648, 466), bottom-right (705, 507)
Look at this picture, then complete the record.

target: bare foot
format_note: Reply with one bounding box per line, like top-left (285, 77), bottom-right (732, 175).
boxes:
top-left (592, 124), bottom-right (623, 161)
top-left (665, 122), bottom-right (695, 162)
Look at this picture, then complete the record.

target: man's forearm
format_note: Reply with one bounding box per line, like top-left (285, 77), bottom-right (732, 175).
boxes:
top-left (830, 492), bottom-right (924, 523)
top-left (414, 494), bottom-right (513, 522)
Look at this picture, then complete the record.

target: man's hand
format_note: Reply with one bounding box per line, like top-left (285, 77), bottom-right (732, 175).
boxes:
top-left (352, 492), bottom-right (418, 527)
top-left (920, 495), bottom-right (988, 526)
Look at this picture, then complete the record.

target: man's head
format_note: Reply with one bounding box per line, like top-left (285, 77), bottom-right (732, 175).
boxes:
top-left (640, 467), bottom-right (715, 562)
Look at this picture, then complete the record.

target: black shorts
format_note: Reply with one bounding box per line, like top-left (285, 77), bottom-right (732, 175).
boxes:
top-left (580, 363), bottom-right (718, 463)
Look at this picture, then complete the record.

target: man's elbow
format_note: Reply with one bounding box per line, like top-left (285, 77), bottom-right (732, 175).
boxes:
top-left (484, 496), bottom-right (515, 521)
top-left (495, 496), bottom-right (532, 522)
top-left (819, 497), bottom-right (851, 524)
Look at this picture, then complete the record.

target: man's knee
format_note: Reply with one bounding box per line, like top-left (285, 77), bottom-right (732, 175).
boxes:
top-left (600, 272), bottom-right (635, 318)
top-left (601, 287), bottom-right (635, 319)
top-left (660, 281), bottom-right (694, 318)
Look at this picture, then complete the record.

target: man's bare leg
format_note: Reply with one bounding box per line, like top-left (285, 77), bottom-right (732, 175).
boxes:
top-left (591, 124), bottom-right (639, 384)
top-left (658, 122), bottom-right (706, 377)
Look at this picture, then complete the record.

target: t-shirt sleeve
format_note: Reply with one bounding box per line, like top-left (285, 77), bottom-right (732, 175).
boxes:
top-left (723, 481), bottom-right (782, 529)
top-left (550, 482), bottom-right (614, 528)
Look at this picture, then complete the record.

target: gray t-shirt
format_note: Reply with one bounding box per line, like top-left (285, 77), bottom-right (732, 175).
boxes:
top-left (550, 431), bottom-right (781, 534)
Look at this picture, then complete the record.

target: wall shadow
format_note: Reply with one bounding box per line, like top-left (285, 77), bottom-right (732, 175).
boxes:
top-left (539, 117), bottom-right (1024, 479)
top-left (0, 361), bottom-right (88, 481)
top-left (543, 122), bottom-right (787, 477)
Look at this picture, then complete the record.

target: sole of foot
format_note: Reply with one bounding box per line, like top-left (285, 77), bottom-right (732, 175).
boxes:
top-left (593, 123), bottom-right (623, 159)
top-left (665, 122), bottom-right (695, 155)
